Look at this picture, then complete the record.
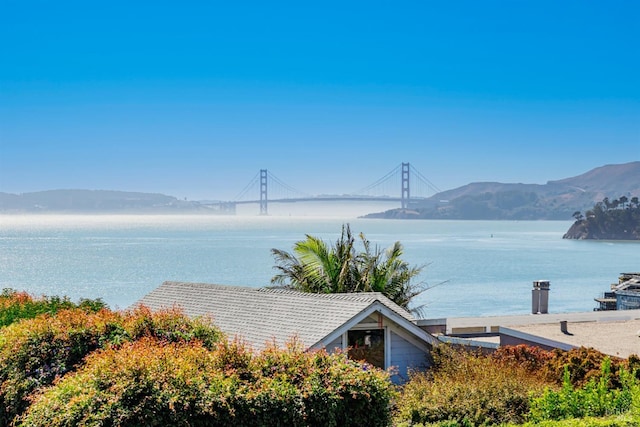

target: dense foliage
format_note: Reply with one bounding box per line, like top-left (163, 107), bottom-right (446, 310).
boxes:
top-left (493, 345), bottom-right (640, 388)
top-left (271, 224), bottom-right (426, 310)
top-left (529, 360), bottom-right (638, 422)
top-left (19, 339), bottom-right (394, 427)
top-left (544, 347), bottom-right (640, 388)
top-left (395, 345), bottom-right (551, 426)
top-left (0, 306), bottom-right (222, 425)
top-left (517, 415), bottom-right (640, 427)
top-left (395, 345), bottom-right (640, 427)
top-left (0, 292), bottom-right (394, 427)
top-left (0, 288), bottom-right (106, 328)
top-left (399, 415), bottom-right (640, 427)
top-left (5, 289), bottom-right (640, 426)
top-left (566, 196), bottom-right (640, 240)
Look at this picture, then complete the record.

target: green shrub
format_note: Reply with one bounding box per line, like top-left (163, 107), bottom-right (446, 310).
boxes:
top-left (19, 338), bottom-right (395, 427)
top-left (529, 358), bottom-right (638, 422)
top-left (494, 345), bottom-right (640, 389)
top-left (545, 347), bottom-right (628, 388)
top-left (0, 305), bottom-right (222, 426)
top-left (395, 345), bottom-right (551, 426)
top-left (18, 338), bottom-right (238, 427)
top-left (516, 413), bottom-right (640, 427)
top-left (121, 305), bottom-right (223, 349)
top-left (396, 415), bottom-right (640, 427)
top-left (0, 288), bottom-right (106, 328)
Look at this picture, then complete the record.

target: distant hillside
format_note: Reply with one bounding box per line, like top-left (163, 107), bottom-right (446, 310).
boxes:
top-left (563, 196), bottom-right (640, 240)
top-left (0, 190), bottom-right (211, 213)
top-left (365, 162), bottom-right (640, 220)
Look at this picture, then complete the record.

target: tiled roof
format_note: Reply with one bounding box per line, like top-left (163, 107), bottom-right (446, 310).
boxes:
top-left (136, 281), bottom-right (416, 350)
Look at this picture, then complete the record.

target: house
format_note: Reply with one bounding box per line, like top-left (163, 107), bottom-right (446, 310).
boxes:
top-left (136, 281), bottom-right (439, 382)
top-left (420, 309), bottom-right (640, 358)
top-left (595, 273), bottom-right (640, 311)
top-left (415, 279), bottom-right (640, 358)
top-left (612, 273), bottom-right (640, 310)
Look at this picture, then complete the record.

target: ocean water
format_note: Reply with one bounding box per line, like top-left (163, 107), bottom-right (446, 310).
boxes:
top-left (0, 214), bottom-right (638, 319)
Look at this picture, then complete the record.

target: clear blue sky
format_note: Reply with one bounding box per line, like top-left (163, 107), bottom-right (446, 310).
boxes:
top-left (1, 1), bottom-right (638, 200)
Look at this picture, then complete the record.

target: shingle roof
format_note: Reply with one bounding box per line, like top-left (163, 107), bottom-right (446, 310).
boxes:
top-left (136, 281), bottom-right (416, 350)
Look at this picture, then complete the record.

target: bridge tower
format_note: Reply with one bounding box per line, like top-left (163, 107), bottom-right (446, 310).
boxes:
top-left (401, 162), bottom-right (410, 209)
top-left (259, 169), bottom-right (268, 215)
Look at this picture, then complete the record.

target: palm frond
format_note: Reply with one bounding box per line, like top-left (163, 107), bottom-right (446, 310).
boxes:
top-left (270, 223), bottom-right (432, 310)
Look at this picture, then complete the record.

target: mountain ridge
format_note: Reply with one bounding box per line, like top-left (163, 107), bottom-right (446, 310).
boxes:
top-left (364, 161), bottom-right (640, 220)
top-left (0, 189), bottom-right (210, 213)
top-left (2, 162), bottom-right (639, 218)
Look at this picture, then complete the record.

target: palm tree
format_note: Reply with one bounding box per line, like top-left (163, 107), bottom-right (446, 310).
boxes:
top-left (356, 234), bottom-right (425, 308)
top-left (270, 224), bottom-right (427, 311)
top-left (271, 224), bottom-right (357, 294)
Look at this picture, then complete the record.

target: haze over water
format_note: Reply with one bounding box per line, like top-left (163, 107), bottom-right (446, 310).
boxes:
top-left (1, 212), bottom-right (637, 319)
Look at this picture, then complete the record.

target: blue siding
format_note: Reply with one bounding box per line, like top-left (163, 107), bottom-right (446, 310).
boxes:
top-left (390, 330), bottom-right (429, 383)
top-left (616, 292), bottom-right (640, 310)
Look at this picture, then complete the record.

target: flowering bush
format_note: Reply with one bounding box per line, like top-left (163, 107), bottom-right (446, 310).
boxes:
top-left (20, 338), bottom-right (395, 427)
top-left (0, 305), bottom-right (222, 425)
top-left (0, 291), bottom-right (393, 427)
top-left (18, 338), bottom-right (235, 427)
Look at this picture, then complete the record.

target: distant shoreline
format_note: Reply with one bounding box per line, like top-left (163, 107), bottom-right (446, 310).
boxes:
top-left (4, 162), bottom-right (639, 219)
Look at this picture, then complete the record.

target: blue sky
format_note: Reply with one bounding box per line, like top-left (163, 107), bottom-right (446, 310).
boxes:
top-left (1, 1), bottom-right (638, 200)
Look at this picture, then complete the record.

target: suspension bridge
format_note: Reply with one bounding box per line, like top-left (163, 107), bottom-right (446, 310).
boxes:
top-left (205, 163), bottom-right (440, 215)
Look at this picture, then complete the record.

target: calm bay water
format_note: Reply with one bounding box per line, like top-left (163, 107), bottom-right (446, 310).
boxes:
top-left (0, 214), bottom-right (638, 318)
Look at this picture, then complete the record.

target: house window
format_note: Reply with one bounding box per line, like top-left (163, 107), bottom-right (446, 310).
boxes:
top-left (347, 329), bottom-right (385, 369)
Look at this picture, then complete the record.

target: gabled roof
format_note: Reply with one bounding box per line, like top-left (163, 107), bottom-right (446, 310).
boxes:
top-left (136, 281), bottom-right (435, 350)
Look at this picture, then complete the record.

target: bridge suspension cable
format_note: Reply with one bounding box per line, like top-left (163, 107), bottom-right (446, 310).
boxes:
top-left (233, 170), bottom-right (311, 202)
top-left (349, 163), bottom-right (441, 199)
top-left (351, 164), bottom-right (401, 196)
top-left (267, 171), bottom-right (311, 199)
top-left (411, 164), bottom-right (442, 195)
top-left (228, 163), bottom-right (441, 215)
top-left (233, 171), bottom-right (260, 201)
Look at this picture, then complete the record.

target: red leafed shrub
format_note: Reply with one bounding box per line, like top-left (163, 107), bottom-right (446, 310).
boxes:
top-left (0, 292), bottom-right (393, 427)
top-left (0, 305), bottom-right (222, 425)
top-left (491, 344), bottom-right (554, 372)
top-left (494, 345), bottom-right (637, 389)
top-left (20, 337), bottom-right (395, 427)
top-left (544, 347), bottom-right (628, 388)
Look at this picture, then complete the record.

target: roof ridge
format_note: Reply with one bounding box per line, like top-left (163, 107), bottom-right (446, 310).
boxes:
top-left (136, 281), bottom-right (425, 350)
top-left (158, 281), bottom-right (414, 321)
top-left (259, 288), bottom-right (396, 302)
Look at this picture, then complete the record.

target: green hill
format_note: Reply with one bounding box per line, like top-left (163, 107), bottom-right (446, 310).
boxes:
top-left (563, 196), bottom-right (640, 240)
top-left (365, 162), bottom-right (640, 220)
